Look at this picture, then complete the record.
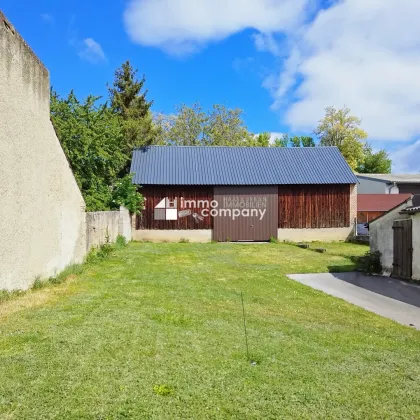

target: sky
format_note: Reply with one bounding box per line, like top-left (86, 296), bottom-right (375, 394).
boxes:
top-left (2, 0), bottom-right (419, 173)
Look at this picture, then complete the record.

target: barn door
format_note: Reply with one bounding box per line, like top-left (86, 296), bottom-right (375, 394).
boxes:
top-left (392, 219), bottom-right (412, 278)
top-left (213, 186), bottom-right (278, 242)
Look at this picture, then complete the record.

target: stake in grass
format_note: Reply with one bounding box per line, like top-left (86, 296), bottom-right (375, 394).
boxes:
top-left (241, 292), bottom-right (256, 365)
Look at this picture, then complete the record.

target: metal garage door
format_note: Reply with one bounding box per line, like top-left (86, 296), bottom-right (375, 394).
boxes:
top-left (213, 186), bottom-right (278, 242)
top-left (393, 219), bottom-right (412, 279)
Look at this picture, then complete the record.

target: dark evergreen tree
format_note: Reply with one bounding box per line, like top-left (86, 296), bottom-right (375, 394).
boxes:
top-left (108, 61), bottom-right (156, 172)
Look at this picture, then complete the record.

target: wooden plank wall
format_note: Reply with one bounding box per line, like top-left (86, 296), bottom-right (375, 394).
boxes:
top-left (357, 211), bottom-right (384, 224)
top-left (278, 185), bottom-right (350, 228)
top-left (136, 186), bottom-right (213, 230)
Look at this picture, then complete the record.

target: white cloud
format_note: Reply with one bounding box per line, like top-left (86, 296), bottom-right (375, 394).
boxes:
top-left (391, 140), bottom-right (420, 173)
top-left (78, 38), bottom-right (107, 64)
top-left (265, 0), bottom-right (420, 141)
top-left (123, 0), bottom-right (309, 55)
top-left (40, 13), bottom-right (54, 24)
top-left (252, 33), bottom-right (282, 56)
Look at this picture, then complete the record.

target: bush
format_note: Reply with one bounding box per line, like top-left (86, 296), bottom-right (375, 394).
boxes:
top-left (358, 250), bottom-right (382, 274)
top-left (111, 174), bottom-right (145, 214)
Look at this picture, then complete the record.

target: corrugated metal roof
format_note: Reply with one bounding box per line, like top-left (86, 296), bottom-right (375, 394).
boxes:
top-left (401, 195), bottom-right (420, 214)
top-left (131, 146), bottom-right (358, 186)
top-left (357, 174), bottom-right (420, 184)
top-left (357, 194), bottom-right (412, 212)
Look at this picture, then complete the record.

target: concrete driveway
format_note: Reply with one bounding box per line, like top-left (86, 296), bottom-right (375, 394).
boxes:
top-left (287, 272), bottom-right (420, 329)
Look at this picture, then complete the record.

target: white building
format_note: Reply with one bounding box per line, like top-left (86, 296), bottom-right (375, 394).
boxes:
top-left (370, 196), bottom-right (420, 280)
top-left (357, 174), bottom-right (420, 195)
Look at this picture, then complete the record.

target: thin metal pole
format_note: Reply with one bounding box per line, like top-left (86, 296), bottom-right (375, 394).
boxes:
top-left (241, 292), bottom-right (250, 361)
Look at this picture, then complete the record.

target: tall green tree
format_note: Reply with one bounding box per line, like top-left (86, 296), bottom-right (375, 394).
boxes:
top-left (273, 134), bottom-right (289, 147)
top-left (51, 91), bottom-right (127, 211)
top-left (356, 143), bottom-right (392, 174)
top-left (204, 104), bottom-right (252, 145)
top-left (108, 61), bottom-right (155, 162)
top-left (272, 134), bottom-right (315, 147)
top-left (154, 104), bottom-right (252, 146)
top-left (247, 132), bottom-right (271, 147)
top-left (301, 136), bottom-right (315, 147)
top-left (315, 106), bottom-right (367, 170)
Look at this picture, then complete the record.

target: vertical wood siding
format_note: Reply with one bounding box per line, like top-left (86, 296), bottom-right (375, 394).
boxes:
top-left (278, 185), bottom-right (350, 228)
top-left (137, 186), bottom-right (213, 230)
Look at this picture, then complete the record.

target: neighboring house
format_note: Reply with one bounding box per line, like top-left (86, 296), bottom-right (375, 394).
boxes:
top-left (357, 194), bottom-right (412, 223)
top-left (357, 174), bottom-right (420, 195)
top-left (0, 12), bottom-right (86, 290)
top-left (369, 195), bottom-right (420, 280)
top-left (130, 146), bottom-right (358, 242)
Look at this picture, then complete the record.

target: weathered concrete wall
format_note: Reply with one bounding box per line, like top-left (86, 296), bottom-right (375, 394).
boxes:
top-left (0, 12), bottom-right (86, 290)
top-left (412, 213), bottom-right (420, 280)
top-left (86, 207), bottom-right (131, 250)
top-left (369, 199), bottom-right (412, 275)
top-left (132, 229), bottom-right (212, 243)
top-left (277, 227), bottom-right (354, 242)
top-left (119, 206), bottom-right (132, 243)
top-left (86, 212), bottom-right (120, 250)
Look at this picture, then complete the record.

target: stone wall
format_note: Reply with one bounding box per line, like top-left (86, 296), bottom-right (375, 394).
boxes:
top-left (0, 12), bottom-right (86, 290)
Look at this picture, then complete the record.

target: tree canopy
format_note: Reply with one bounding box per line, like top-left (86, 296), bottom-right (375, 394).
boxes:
top-left (356, 143), bottom-right (392, 174)
top-left (315, 106), bottom-right (366, 170)
top-left (154, 103), bottom-right (253, 146)
top-left (109, 61), bottom-right (156, 172)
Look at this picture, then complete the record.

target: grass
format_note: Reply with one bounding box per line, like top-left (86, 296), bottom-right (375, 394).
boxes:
top-left (1, 241), bottom-right (420, 419)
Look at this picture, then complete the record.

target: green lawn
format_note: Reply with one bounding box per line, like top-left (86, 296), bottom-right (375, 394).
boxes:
top-left (1, 241), bottom-right (420, 419)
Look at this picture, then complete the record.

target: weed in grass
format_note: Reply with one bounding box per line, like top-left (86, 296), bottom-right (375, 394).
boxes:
top-left (31, 277), bottom-right (45, 290)
top-left (153, 384), bottom-right (175, 396)
top-left (179, 237), bottom-right (190, 243)
top-left (115, 235), bottom-right (128, 248)
top-left (0, 289), bottom-right (24, 304)
top-left (269, 236), bottom-right (278, 244)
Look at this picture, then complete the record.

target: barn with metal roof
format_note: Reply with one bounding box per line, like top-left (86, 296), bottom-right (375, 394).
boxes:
top-left (130, 146), bottom-right (358, 242)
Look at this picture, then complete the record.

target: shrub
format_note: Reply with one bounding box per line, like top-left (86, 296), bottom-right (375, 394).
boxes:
top-left (110, 174), bottom-right (145, 214)
top-left (358, 250), bottom-right (382, 274)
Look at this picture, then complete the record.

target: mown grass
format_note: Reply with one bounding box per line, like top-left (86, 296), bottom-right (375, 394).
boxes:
top-left (1, 241), bottom-right (420, 419)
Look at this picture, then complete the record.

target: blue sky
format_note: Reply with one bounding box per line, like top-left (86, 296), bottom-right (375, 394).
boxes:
top-left (2, 0), bottom-right (419, 172)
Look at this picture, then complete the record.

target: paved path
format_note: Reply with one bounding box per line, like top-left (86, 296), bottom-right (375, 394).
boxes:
top-left (287, 272), bottom-right (420, 330)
